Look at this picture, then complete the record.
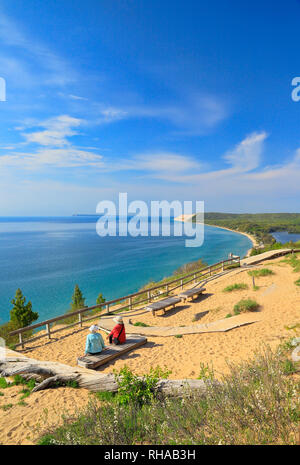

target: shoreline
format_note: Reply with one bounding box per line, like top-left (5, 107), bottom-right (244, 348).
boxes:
top-left (174, 214), bottom-right (258, 257)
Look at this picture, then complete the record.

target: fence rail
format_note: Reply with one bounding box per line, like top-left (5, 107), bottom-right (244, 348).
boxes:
top-left (9, 255), bottom-right (240, 349)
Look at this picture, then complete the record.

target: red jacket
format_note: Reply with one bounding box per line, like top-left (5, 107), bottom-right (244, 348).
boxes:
top-left (109, 324), bottom-right (126, 344)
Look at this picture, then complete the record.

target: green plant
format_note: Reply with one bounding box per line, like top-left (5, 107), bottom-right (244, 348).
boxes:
top-left (93, 391), bottom-right (116, 402)
top-left (225, 313), bottom-right (233, 318)
top-left (65, 380), bottom-right (79, 389)
top-left (1, 403), bottom-right (13, 411)
top-left (281, 359), bottom-right (298, 375)
top-left (248, 269), bottom-right (274, 278)
top-left (36, 346), bottom-right (300, 446)
top-left (10, 289), bottom-right (38, 328)
top-left (113, 365), bottom-right (171, 406)
top-left (18, 400), bottom-right (28, 407)
top-left (253, 285), bottom-right (260, 291)
top-left (198, 362), bottom-right (214, 381)
top-left (0, 391), bottom-right (4, 396)
top-left (295, 278), bottom-right (300, 287)
top-left (0, 377), bottom-right (8, 389)
top-left (174, 334), bottom-right (182, 338)
top-left (223, 283), bottom-right (248, 293)
top-left (233, 299), bottom-right (259, 314)
top-left (133, 322), bottom-right (150, 327)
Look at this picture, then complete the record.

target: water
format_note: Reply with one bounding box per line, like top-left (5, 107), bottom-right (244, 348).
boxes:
top-left (272, 231), bottom-right (300, 243)
top-left (0, 217), bottom-right (252, 324)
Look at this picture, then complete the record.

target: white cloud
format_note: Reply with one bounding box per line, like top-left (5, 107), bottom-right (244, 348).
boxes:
top-left (95, 93), bottom-right (228, 134)
top-left (0, 115), bottom-right (103, 170)
top-left (223, 131), bottom-right (268, 173)
top-left (23, 115), bottom-right (82, 147)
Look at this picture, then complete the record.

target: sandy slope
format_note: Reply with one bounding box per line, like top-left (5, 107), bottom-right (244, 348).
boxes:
top-left (1, 254), bottom-right (299, 444)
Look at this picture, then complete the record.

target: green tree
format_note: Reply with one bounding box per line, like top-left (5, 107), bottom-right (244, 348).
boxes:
top-left (96, 293), bottom-right (106, 306)
top-left (10, 289), bottom-right (38, 328)
top-left (70, 284), bottom-right (86, 311)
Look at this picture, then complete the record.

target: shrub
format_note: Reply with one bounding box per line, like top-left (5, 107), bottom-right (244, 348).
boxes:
top-left (233, 299), bottom-right (259, 314)
top-left (133, 322), bottom-right (150, 327)
top-left (0, 377), bottom-right (8, 389)
top-left (248, 269), bottom-right (274, 278)
top-left (113, 365), bottom-right (171, 407)
top-left (223, 283), bottom-right (248, 293)
top-left (37, 346), bottom-right (300, 445)
top-left (295, 278), bottom-right (300, 287)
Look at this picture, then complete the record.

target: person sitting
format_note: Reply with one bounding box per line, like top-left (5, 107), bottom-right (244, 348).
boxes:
top-left (108, 316), bottom-right (126, 345)
top-left (85, 325), bottom-right (106, 355)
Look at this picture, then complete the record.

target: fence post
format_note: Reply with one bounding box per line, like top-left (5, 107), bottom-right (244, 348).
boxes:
top-left (46, 323), bottom-right (51, 339)
top-left (166, 284), bottom-right (169, 294)
top-left (194, 273), bottom-right (196, 283)
top-left (222, 261), bottom-right (225, 271)
top-left (129, 297), bottom-right (132, 310)
top-left (181, 279), bottom-right (183, 289)
top-left (19, 333), bottom-right (24, 349)
top-left (106, 303), bottom-right (110, 313)
top-left (147, 291), bottom-right (151, 303)
top-left (78, 313), bottom-right (82, 328)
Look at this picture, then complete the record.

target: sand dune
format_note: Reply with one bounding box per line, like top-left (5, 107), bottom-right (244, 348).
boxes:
top-left (1, 254), bottom-right (299, 444)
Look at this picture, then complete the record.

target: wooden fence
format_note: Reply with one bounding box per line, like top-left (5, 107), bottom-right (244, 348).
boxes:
top-left (9, 255), bottom-right (240, 349)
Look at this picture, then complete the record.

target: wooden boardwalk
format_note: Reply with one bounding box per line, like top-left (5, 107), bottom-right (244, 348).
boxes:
top-left (77, 335), bottom-right (147, 369)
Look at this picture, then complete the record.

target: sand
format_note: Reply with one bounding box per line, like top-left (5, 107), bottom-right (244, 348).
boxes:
top-left (174, 214), bottom-right (259, 254)
top-left (1, 254), bottom-right (299, 444)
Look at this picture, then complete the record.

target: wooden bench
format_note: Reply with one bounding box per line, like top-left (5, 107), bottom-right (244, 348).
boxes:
top-left (145, 296), bottom-right (182, 316)
top-left (178, 287), bottom-right (206, 302)
top-left (77, 335), bottom-right (147, 370)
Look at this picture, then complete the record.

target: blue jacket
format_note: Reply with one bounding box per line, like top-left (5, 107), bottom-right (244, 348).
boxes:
top-left (85, 332), bottom-right (105, 354)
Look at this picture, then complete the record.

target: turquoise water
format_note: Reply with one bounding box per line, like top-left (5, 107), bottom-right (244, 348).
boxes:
top-left (0, 217), bottom-right (252, 324)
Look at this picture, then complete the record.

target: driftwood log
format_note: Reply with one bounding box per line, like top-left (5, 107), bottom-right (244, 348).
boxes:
top-left (0, 353), bottom-right (210, 396)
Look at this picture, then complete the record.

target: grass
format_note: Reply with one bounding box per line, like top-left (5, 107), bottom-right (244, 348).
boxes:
top-left (174, 335), bottom-right (183, 338)
top-left (295, 278), bottom-right (300, 287)
top-left (223, 283), bottom-right (248, 293)
top-left (0, 378), bottom-right (8, 389)
top-left (281, 255), bottom-right (300, 273)
top-left (225, 313), bottom-right (233, 318)
top-left (0, 404), bottom-right (13, 411)
top-left (248, 268), bottom-right (274, 278)
top-left (0, 392), bottom-right (4, 396)
top-left (37, 346), bottom-right (300, 445)
top-left (132, 322), bottom-right (150, 327)
top-left (233, 299), bottom-right (260, 315)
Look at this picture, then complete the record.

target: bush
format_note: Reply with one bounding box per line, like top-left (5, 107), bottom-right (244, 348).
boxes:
top-left (37, 346), bottom-right (300, 445)
top-left (233, 299), bottom-right (259, 314)
top-left (133, 322), bottom-right (150, 327)
top-left (223, 283), bottom-right (248, 293)
top-left (248, 269), bottom-right (274, 278)
top-left (113, 365), bottom-right (171, 407)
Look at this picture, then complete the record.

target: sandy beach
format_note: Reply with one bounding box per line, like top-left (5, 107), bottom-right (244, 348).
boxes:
top-left (1, 253), bottom-right (299, 444)
top-left (174, 214), bottom-right (259, 254)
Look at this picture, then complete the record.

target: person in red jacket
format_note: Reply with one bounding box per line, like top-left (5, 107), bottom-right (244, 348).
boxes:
top-left (108, 316), bottom-right (126, 345)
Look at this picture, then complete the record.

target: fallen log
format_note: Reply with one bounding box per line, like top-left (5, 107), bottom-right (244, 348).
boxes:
top-left (0, 352), bottom-right (211, 396)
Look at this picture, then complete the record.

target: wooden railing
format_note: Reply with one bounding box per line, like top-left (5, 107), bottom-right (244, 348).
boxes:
top-left (9, 255), bottom-right (240, 348)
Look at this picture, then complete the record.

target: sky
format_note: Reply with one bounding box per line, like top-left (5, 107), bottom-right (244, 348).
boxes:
top-left (0, 0), bottom-right (300, 215)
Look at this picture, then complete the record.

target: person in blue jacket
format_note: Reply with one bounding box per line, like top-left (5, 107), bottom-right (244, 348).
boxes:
top-left (85, 325), bottom-right (106, 355)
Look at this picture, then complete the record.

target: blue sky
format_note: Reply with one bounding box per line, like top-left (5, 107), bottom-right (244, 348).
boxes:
top-left (0, 0), bottom-right (300, 215)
